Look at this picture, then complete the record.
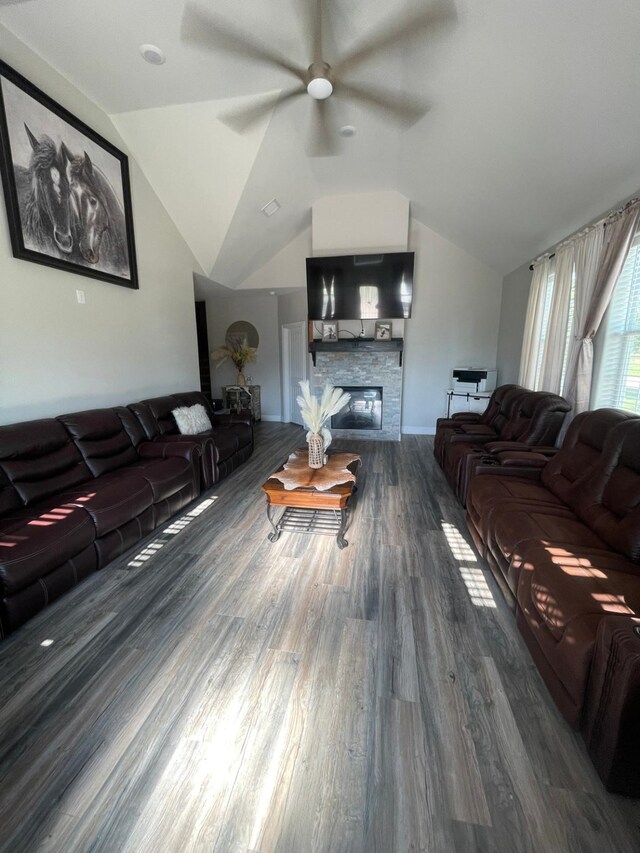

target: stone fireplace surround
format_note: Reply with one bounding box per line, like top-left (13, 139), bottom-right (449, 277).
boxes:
top-left (312, 351), bottom-right (402, 441)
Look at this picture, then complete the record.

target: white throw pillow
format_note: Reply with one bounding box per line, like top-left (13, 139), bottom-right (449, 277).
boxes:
top-left (172, 403), bottom-right (212, 435)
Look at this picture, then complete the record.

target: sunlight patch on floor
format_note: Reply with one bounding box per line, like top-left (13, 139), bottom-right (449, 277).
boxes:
top-left (441, 520), bottom-right (497, 608)
top-left (128, 497), bottom-right (218, 567)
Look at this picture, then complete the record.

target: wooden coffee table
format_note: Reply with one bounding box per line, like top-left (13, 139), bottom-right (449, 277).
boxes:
top-left (261, 450), bottom-right (361, 549)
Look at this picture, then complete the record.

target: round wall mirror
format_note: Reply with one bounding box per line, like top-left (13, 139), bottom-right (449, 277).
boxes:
top-left (226, 321), bottom-right (259, 349)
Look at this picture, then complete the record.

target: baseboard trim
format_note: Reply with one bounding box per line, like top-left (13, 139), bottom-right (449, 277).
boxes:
top-left (261, 415), bottom-right (282, 423)
top-left (401, 425), bottom-right (436, 435)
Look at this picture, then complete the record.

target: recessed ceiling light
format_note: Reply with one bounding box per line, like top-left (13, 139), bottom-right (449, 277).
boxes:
top-left (269, 291), bottom-right (276, 296)
top-left (139, 44), bottom-right (166, 65)
top-left (261, 198), bottom-right (281, 217)
top-left (339, 125), bottom-right (356, 137)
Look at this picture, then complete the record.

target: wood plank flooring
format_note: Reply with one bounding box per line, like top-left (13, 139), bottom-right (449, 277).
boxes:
top-left (0, 423), bottom-right (639, 852)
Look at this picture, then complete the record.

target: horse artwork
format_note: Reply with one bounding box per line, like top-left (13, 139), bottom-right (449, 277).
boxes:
top-left (0, 59), bottom-right (138, 288)
top-left (14, 125), bottom-right (74, 259)
top-left (65, 148), bottom-right (129, 275)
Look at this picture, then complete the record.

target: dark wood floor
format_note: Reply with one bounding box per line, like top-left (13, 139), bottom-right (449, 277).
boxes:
top-left (0, 423), bottom-right (639, 852)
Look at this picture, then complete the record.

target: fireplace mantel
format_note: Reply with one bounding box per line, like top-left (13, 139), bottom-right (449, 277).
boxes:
top-left (308, 337), bottom-right (403, 366)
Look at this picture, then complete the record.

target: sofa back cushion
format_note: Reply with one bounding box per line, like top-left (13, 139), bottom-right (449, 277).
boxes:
top-left (541, 408), bottom-right (636, 506)
top-left (572, 418), bottom-right (640, 562)
top-left (0, 419), bottom-right (91, 507)
top-left (114, 406), bottom-right (147, 447)
top-left (129, 392), bottom-right (216, 440)
top-left (129, 395), bottom-right (179, 439)
top-left (490, 387), bottom-right (529, 436)
top-left (58, 409), bottom-right (138, 478)
top-left (478, 384), bottom-right (521, 426)
top-left (500, 391), bottom-right (571, 445)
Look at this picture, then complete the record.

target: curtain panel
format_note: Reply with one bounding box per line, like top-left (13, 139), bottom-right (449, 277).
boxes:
top-left (538, 242), bottom-right (574, 394)
top-left (564, 201), bottom-right (640, 413)
top-left (518, 256), bottom-right (550, 389)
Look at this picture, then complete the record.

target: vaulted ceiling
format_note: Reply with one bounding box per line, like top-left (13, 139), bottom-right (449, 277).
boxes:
top-left (2, 0), bottom-right (640, 286)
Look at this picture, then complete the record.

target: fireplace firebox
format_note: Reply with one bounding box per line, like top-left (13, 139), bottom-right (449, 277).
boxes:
top-left (331, 387), bottom-right (383, 431)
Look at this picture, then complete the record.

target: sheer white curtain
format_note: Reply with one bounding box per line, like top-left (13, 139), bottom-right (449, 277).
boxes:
top-left (564, 201), bottom-right (640, 412)
top-left (519, 256), bottom-right (550, 388)
top-left (561, 224), bottom-right (604, 411)
top-left (538, 241), bottom-right (574, 393)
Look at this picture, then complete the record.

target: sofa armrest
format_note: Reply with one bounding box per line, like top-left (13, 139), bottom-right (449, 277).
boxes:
top-left (138, 440), bottom-right (203, 464)
top-left (213, 410), bottom-right (252, 427)
top-left (492, 450), bottom-right (550, 469)
top-left (471, 452), bottom-right (546, 481)
top-left (484, 441), bottom-right (559, 456)
top-left (583, 614), bottom-right (640, 796)
top-left (449, 433), bottom-right (494, 445)
top-left (450, 412), bottom-right (482, 422)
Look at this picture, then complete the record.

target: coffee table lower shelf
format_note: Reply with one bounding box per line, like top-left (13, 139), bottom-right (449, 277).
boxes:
top-left (267, 505), bottom-right (349, 548)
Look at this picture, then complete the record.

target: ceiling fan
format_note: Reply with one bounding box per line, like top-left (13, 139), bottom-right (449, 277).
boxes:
top-left (181, 0), bottom-right (456, 156)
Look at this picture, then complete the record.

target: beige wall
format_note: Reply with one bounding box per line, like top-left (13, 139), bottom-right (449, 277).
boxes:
top-left (312, 191), bottom-right (409, 253)
top-left (402, 219), bottom-right (503, 432)
top-left (0, 26), bottom-right (202, 424)
top-left (496, 262), bottom-right (532, 386)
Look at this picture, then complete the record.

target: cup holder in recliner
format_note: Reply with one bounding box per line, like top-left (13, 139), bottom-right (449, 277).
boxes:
top-left (479, 455), bottom-right (501, 466)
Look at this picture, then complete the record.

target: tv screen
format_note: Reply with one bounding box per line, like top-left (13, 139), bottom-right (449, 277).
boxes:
top-left (306, 252), bottom-right (414, 320)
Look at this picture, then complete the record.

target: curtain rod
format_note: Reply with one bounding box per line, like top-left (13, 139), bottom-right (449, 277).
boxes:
top-left (528, 197), bottom-right (640, 271)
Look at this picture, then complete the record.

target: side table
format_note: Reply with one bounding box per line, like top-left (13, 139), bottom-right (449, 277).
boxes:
top-left (223, 384), bottom-right (261, 422)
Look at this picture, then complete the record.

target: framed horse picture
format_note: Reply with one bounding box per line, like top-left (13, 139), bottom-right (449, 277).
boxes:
top-left (0, 59), bottom-right (138, 288)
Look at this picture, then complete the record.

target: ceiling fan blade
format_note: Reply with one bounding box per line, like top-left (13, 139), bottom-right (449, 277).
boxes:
top-left (307, 99), bottom-right (340, 158)
top-left (220, 87), bottom-right (306, 133)
top-left (299, 0), bottom-right (324, 64)
top-left (181, 3), bottom-right (307, 83)
top-left (333, 0), bottom-right (456, 78)
top-left (337, 81), bottom-right (430, 127)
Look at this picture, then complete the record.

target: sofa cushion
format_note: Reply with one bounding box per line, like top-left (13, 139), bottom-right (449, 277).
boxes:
top-left (58, 409), bottom-right (138, 477)
top-left (58, 474), bottom-right (153, 537)
top-left (522, 544), bottom-right (640, 642)
top-left (0, 503), bottom-right (95, 595)
top-left (0, 419), bottom-right (91, 507)
top-left (541, 408), bottom-right (635, 506)
top-left (572, 419), bottom-right (640, 562)
top-left (492, 506), bottom-right (607, 564)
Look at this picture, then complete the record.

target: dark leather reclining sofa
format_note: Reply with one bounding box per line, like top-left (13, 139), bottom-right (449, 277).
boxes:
top-left (0, 391), bottom-right (252, 638)
top-left (434, 384), bottom-right (572, 503)
top-left (464, 407), bottom-right (640, 795)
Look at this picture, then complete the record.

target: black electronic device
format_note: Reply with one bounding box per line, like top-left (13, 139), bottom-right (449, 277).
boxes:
top-left (306, 252), bottom-right (414, 320)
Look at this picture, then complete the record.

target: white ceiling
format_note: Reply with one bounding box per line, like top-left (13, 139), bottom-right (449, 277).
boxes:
top-left (2, 0), bottom-right (640, 284)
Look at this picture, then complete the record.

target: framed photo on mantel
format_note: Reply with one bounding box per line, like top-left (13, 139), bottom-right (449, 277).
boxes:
top-left (322, 321), bottom-right (338, 342)
top-left (375, 321), bottom-right (392, 341)
top-left (0, 58), bottom-right (138, 288)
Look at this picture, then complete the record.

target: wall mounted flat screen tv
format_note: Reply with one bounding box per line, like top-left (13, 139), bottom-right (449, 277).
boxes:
top-left (306, 252), bottom-right (414, 320)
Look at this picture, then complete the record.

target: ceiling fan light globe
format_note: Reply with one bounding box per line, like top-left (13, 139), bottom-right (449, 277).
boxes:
top-left (307, 77), bottom-right (333, 100)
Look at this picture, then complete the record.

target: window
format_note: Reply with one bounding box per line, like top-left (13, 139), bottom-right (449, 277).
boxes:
top-left (595, 234), bottom-right (640, 413)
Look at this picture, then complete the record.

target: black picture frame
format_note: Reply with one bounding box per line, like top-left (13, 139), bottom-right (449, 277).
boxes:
top-left (0, 58), bottom-right (138, 289)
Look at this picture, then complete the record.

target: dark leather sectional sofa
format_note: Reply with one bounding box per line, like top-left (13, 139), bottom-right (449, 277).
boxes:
top-left (0, 391), bottom-right (252, 639)
top-left (434, 384), bottom-right (572, 503)
top-left (463, 406), bottom-right (640, 795)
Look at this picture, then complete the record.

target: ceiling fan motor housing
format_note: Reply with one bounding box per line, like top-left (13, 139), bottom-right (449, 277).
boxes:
top-left (307, 61), bottom-right (333, 99)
